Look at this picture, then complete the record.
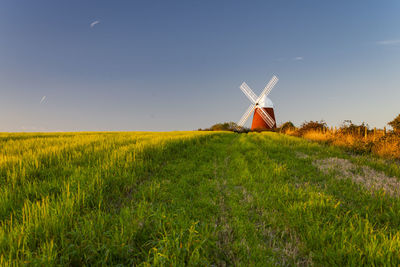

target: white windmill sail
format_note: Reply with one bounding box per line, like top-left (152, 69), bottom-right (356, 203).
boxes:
top-left (237, 104), bottom-right (256, 127)
top-left (256, 75), bottom-right (278, 103)
top-left (240, 82), bottom-right (258, 103)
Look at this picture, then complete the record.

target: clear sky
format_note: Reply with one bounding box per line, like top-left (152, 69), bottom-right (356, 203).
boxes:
top-left (1, 0), bottom-right (399, 132)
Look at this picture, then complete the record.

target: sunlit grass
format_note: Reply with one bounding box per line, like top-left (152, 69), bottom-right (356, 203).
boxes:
top-left (296, 130), bottom-right (400, 160)
top-left (0, 131), bottom-right (399, 265)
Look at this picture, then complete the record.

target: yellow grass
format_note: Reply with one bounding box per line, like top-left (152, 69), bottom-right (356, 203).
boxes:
top-left (291, 130), bottom-right (400, 160)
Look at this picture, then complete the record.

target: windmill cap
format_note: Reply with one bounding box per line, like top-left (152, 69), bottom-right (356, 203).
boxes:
top-left (259, 95), bottom-right (274, 108)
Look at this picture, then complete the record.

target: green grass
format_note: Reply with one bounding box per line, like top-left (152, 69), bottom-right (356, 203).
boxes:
top-left (1, 131), bottom-right (400, 265)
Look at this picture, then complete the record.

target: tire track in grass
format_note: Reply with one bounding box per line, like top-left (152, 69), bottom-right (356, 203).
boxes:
top-left (135, 132), bottom-right (242, 265)
top-left (214, 136), bottom-right (237, 266)
top-left (135, 133), bottom-right (238, 265)
top-left (232, 133), bottom-right (312, 266)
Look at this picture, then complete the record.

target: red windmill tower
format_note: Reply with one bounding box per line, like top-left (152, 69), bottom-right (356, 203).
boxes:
top-left (237, 75), bottom-right (278, 130)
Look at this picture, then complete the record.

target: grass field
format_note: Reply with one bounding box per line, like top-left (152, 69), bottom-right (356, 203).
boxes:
top-left (1, 131), bottom-right (400, 265)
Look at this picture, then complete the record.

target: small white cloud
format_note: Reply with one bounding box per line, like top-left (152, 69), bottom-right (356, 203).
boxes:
top-left (377, 39), bottom-right (400, 45)
top-left (40, 96), bottom-right (46, 104)
top-left (90, 20), bottom-right (100, 28)
top-left (293, 56), bottom-right (304, 61)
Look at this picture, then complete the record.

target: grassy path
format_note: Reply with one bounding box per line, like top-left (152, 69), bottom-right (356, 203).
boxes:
top-left (1, 132), bottom-right (400, 265)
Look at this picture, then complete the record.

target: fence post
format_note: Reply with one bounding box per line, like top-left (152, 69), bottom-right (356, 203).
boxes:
top-left (364, 127), bottom-right (368, 140)
top-left (384, 127), bottom-right (386, 136)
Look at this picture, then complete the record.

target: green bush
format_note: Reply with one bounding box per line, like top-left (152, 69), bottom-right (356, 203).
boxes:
top-left (389, 114), bottom-right (400, 133)
top-left (279, 121), bottom-right (296, 133)
top-left (200, 122), bottom-right (244, 132)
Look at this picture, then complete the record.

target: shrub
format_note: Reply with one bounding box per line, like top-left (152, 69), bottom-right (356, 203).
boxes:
top-left (209, 122), bottom-right (237, 131)
top-left (279, 121), bottom-right (296, 133)
top-left (295, 120), bottom-right (327, 136)
top-left (339, 120), bottom-right (369, 136)
top-left (281, 114), bottom-right (400, 160)
top-left (389, 114), bottom-right (400, 133)
top-left (374, 133), bottom-right (400, 158)
top-left (200, 122), bottom-right (246, 132)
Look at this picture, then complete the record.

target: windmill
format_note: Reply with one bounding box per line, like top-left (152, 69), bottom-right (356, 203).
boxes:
top-left (237, 75), bottom-right (279, 130)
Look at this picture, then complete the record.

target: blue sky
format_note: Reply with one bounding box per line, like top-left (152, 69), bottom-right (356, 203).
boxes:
top-left (1, 0), bottom-right (399, 131)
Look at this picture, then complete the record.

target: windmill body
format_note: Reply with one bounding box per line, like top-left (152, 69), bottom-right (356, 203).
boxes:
top-left (237, 75), bottom-right (279, 131)
top-left (251, 96), bottom-right (276, 130)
